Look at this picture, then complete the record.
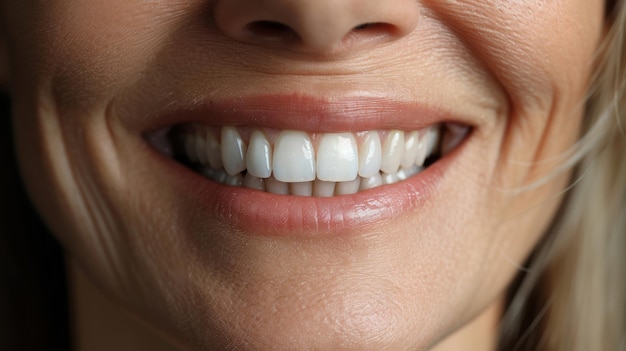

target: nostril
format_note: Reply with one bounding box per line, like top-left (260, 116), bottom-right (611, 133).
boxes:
top-left (353, 22), bottom-right (381, 31)
top-left (245, 21), bottom-right (299, 42)
top-left (352, 22), bottom-right (398, 36)
top-left (339, 22), bottom-right (400, 47)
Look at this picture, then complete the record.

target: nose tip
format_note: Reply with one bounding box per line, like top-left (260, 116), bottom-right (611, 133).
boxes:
top-left (212, 0), bottom-right (420, 55)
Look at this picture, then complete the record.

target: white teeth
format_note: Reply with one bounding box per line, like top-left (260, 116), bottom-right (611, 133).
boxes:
top-left (171, 123), bottom-right (456, 196)
top-left (221, 127), bottom-right (247, 175)
top-left (336, 178), bottom-right (361, 195)
top-left (401, 131), bottom-right (420, 169)
top-left (265, 176), bottom-right (290, 195)
top-left (316, 133), bottom-right (358, 182)
top-left (291, 182), bottom-right (313, 196)
top-left (313, 180), bottom-right (336, 197)
top-left (246, 130), bottom-right (273, 178)
top-left (380, 130), bottom-right (404, 174)
top-left (273, 131), bottom-right (316, 182)
top-left (358, 131), bottom-right (382, 178)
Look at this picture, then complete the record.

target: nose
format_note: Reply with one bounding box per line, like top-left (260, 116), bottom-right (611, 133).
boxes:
top-left (212, 0), bottom-right (420, 55)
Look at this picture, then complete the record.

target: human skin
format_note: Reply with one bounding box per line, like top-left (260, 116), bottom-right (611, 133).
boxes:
top-left (0, 0), bottom-right (604, 350)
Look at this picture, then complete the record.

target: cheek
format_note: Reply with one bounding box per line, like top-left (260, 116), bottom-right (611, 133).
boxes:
top-left (434, 0), bottom-right (603, 108)
top-left (5, 1), bottom-right (192, 106)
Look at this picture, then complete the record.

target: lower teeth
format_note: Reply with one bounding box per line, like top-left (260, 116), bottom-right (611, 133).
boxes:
top-left (194, 161), bottom-right (432, 197)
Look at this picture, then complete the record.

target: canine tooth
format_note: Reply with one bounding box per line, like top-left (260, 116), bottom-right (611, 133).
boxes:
top-left (243, 173), bottom-right (265, 191)
top-left (265, 176), bottom-right (290, 195)
top-left (291, 182), bottom-right (313, 196)
top-left (382, 172), bottom-right (399, 185)
top-left (360, 174), bottom-right (383, 190)
top-left (401, 131), bottom-right (420, 169)
top-left (313, 180), bottom-right (336, 197)
top-left (221, 127), bottom-right (247, 175)
top-left (380, 130), bottom-right (404, 174)
top-left (358, 131), bottom-right (382, 178)
top-left (206, 130), bottom-right (223, 169)
top-left (273, 131), bottom-right (316, 182)
top-left (336, 178), bottom-right (361, 195)
top-left (317, 133), bottom-right (358, 182)
top-left (246, 130), bottom-right (273, 178)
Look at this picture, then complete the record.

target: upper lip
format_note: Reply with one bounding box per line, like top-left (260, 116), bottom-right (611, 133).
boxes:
top-left (128, 93), bottom-right (477, 135)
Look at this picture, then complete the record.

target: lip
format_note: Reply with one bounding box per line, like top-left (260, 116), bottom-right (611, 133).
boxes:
top-left (137, 94), bottom-right (470, 237)
top-left (136, 93), bottom-right (471, 134)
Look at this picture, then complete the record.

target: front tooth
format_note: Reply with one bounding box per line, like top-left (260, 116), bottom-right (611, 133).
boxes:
top-left (206, 130), bottom-right (223, 170)
top-left (317, 133), bottom-right (358, 182)
top-left (336, 178), bottom-right (361, 195)
top-left (265, 176), bottom-right (289, 195)
top-left (246, 130), bottom-right (273, 178)
top-left (380, 130), bottom-right (404, 174)
top-left (221, 127), bottom-right (247, 175)
top-left (401, 131), bottom-right (420, 169)
top-left (291, 182), bottom-right (313, 196)
top-left (358, 131), bottom-right (382, 178)
top-left (273, 131), bottom-right (316, 182)
top-left (313, 180), bottom-right (336, 197)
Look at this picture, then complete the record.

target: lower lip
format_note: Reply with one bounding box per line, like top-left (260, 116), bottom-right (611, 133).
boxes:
top-left (148, 145), bottom-right (450, 238)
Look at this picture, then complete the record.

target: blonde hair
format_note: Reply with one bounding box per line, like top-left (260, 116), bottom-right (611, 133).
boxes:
top-left (499, 1), bottom-right (626, 350)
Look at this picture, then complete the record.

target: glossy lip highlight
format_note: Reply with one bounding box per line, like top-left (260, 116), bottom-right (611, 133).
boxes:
top-left (140, 94), bottom-right (472, 237)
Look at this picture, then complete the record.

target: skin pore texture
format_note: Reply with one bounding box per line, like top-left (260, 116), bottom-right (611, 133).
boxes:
top-left (0, 0), bottom-right (604, 350)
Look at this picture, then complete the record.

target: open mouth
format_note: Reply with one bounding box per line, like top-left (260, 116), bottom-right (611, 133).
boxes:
top-left (136, 95), bottom-right (475, 235)
top-left (147, 122), bottom-right (469, 197)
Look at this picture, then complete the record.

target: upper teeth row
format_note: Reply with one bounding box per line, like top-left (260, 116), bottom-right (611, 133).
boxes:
top-left (178, 125), bottom-right (440, 183)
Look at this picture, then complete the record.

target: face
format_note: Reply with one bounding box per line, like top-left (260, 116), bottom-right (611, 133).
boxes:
top-left (1, 0), bottom-right (604, 349)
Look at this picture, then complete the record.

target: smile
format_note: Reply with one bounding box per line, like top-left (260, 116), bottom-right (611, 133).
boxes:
top-left (150, 123), bottom-right (468, 197)
top-left (138, 94), bottom-right (474, 235)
